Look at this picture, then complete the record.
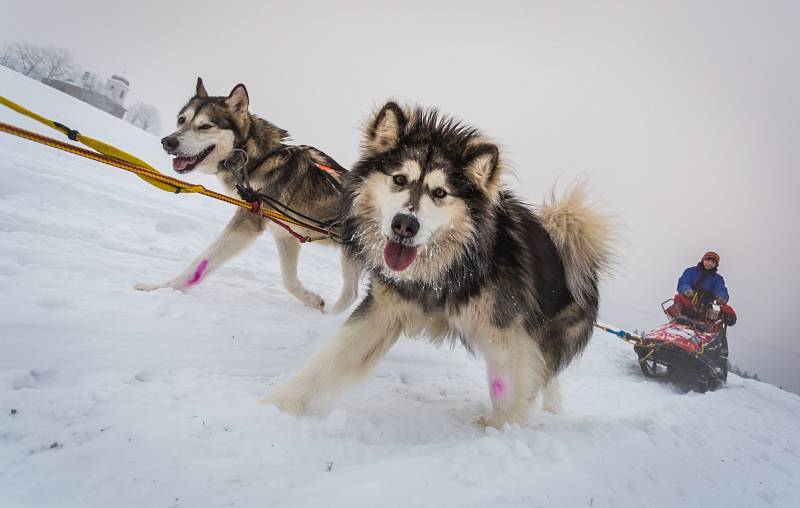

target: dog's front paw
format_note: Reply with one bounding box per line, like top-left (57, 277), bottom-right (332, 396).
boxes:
top-left (301, 291), bottom-right (325, 313)
top-left (260, 382), bottom-right (313, 416)
top-left (134, 281), bottom-right (185, 292)
top-left (134, 281), bottom-right (168, 291)
top-left (473, 414), bottom-right (518, 430)
top-left (473, 415), bottom-right (499, 430)
top-left (542, 399), bottom-right (563, 414)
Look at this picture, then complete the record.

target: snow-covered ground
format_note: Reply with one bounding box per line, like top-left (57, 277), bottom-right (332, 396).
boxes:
top-left (1, 67), bottom-right (798, 508)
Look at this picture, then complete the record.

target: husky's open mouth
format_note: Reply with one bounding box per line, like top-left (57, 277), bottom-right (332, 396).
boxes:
top-left (172, 145), bottom-right (215, 173)
top-left (383, 238), bottom-right (417, 272)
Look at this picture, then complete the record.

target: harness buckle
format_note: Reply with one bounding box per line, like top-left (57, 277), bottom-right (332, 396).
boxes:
top-left (223, 148), bottom-right (249, 174)
top-left (53, 121), bottom-right (80, 141)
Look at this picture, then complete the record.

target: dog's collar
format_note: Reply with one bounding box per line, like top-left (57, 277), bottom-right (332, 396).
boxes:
top-left (228, 120), bottom-right (283, 175)
top-left (222, 148), bottom-right (263, 175)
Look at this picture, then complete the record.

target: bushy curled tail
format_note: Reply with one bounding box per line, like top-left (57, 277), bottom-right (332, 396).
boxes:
top-left (539, 182), bottom-right (617, 310)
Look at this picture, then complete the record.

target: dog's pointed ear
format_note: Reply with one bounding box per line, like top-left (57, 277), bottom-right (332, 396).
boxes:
top-left (364, 102), bottom-right (406, 154)
top-left (195, 77), bottom-right (208, 98)
top-left (225, 84), bottom-right (249, 114)
top-left (464, 143), bottom-right (501, 195)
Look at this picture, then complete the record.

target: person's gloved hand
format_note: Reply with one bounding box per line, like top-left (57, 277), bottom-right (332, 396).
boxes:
top-left (716, 296), bottom-right (728, 305)
top-left (683, 289), bottom-right (695, 298)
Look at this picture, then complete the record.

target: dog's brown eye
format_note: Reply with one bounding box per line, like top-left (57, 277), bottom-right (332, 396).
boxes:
top-left (393, 174), bottom-right (407, 186)
top-left (432, 188), bottom-right (447, 199)
top-left (177, 117), bottom-right (185, 125)
top-left (198, 124), bottom-right (213, 130)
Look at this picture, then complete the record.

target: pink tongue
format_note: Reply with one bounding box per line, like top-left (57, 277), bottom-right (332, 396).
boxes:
top-left (383, 240), bottom-right (417, 272)
top-left (172, 156), bottom-right (196, 171)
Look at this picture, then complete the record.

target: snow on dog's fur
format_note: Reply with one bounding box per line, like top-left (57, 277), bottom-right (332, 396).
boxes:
top-left (264, 102), bottom-right (615, 428)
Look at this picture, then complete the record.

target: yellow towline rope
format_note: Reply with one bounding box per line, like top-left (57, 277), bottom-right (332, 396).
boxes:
top-left (0, 95), bottom-right (179, 192)
top-left (0, 96), bottom-right (330, 242)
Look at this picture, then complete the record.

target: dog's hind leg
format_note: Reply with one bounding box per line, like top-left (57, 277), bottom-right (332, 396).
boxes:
top-left (542, 376), bottom-right (562, 414)
top-left (272, 229), bottom-right (325, 312)
top-left (475, 332), bottom-right (548, 429)
top-left (262, 289), bottom-right (402, 415)
top-left (135, 209), bottom-right (266, 292)
top-left (325, 254), bottom-right (361, 315)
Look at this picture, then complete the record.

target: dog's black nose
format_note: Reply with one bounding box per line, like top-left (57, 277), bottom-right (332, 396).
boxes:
top-left (391, 214), bottom-right (420, 240)
top-left (161, 136), bottom-right (179, 151)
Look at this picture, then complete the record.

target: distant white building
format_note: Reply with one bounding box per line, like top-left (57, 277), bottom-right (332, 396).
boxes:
top-left (43, 72), bottom-right (129, 119)
top-left (104, 74), bottom-right (129, 106)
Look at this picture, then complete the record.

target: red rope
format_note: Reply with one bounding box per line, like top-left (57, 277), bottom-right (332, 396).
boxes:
top-left (246, 200), bottom-right (310, 243)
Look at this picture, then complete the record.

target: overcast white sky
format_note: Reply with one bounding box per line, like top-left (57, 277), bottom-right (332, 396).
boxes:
top-left (3, 0), bottom-right (799, 391)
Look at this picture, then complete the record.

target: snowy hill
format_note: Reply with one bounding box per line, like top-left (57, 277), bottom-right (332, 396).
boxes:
top-left (1, 66), bottom-right (799, 508)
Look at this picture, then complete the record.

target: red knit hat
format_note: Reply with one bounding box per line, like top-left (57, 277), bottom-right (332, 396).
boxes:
top-left (701, 251), bottom-right (720, 265)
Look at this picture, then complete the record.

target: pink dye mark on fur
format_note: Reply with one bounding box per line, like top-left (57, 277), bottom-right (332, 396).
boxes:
top-left (490, 375), bottom-right (505, 398)
top-left (186, 259), bottom-right (208, 286)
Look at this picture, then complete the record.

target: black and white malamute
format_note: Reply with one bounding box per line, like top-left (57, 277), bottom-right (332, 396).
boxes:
top-left (136, 79), bottom-right (360, 315)
top-left (265, 102), bottom-right (614, 427)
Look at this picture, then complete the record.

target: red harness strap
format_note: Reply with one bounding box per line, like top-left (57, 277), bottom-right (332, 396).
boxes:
top-left (271, 218), bottom-right (311, 243)
top-left (316, 162), bottom-right (343, 176)
top-left (246, 199), bottom-right (310, 243)
top-left (243, 162), bottom-right (345, 243)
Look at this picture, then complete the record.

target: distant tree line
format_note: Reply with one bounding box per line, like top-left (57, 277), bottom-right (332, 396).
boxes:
top-left (729, 363), bottom-right (760, 382)
top-left (1, 41), bottom-right (162, 135)
top-left (0, 42), bottom-right (74, 81)
top-left (125, 102), bottom-right (162, 135)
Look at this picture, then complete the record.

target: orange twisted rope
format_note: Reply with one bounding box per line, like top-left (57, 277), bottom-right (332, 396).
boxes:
top-left (0, 120), bottom-right (335, 242)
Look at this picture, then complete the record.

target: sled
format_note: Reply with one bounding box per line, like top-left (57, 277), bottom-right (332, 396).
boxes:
top-left (634, 297), bottom-right (737, 393)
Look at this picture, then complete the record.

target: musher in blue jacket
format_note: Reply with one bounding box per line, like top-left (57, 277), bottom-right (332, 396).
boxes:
top-left (677, 251), bottom-right (729, 305)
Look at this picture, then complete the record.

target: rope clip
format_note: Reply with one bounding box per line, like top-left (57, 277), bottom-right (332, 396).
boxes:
top-left (53, 121), bottom-right (80, 141)
top-left (223, 148), bottom-right (249, 175)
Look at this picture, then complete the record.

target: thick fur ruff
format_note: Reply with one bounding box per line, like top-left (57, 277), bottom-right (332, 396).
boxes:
top-left (265, 102), bottom-right (615, 427)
